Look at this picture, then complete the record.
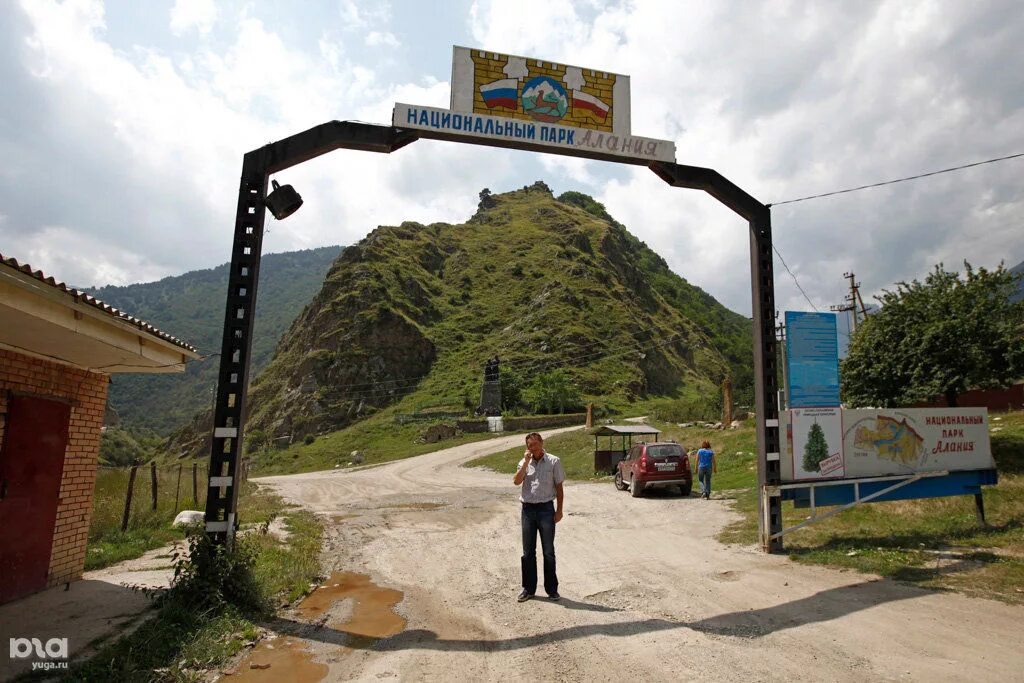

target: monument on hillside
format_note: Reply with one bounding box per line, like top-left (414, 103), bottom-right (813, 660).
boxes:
top-left (478, 356), bottom-right (502, 416)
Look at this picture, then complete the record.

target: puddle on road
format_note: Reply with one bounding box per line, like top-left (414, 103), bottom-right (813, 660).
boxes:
top-left (229, 571), bottom-right (405, 679)
top-left (299, 571), bottom-right (407, 641)
top-left (380, 502), bottom-right (446, 511)
top-left (228, 637), bottom-right (328, 682)
top-left (331, 513), bottom-right (359, 524)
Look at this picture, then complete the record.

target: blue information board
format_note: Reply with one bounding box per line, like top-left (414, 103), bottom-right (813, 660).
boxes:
top-left (785, 311), bottom-right (840, 407)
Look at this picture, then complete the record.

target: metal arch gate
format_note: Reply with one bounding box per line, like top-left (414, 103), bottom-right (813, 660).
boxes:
top-left (203, 120), bottom-right (784, 553)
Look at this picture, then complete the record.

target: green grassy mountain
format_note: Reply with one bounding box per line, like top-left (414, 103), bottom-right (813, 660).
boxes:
top-left (238, 183), bottom-right (752, 445)
top-left (92, 246), bottom-right (342, 434)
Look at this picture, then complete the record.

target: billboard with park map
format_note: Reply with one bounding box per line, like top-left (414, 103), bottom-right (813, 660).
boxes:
top-left (781, 407), bottom-right (994, 482)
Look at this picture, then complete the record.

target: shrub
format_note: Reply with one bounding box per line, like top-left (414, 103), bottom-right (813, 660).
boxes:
top-left (166, 530), bottom-right (270, 617)
top-left (524, 370), bottom-right (583, 414)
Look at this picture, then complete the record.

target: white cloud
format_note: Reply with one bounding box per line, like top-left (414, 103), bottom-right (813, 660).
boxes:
top-left (2, 0), bottom-right (1022, 321)
top-left (12, 226), bottom-right (175, 288)
top-left (365, 30), bottom-right (399, 48)
top-left (468, 0), bottom-right (1024, 314)
top-left (2, 0), bottom-right (523, 291)
top-left (170, 0), bottom-right (217, 36)
top-left (339, 0), bottom-right (392, 29)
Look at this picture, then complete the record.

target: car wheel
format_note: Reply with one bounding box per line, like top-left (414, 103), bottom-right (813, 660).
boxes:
top-left (630, 477), bottom-right (644, 498)
top-left (614, 470), bottom-right (628, 491)
top-left (679, 483), bottom-right (692, 497)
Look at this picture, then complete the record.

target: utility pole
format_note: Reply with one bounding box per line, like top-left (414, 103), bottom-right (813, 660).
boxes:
top-left (830, 271), bottom-right (865, 333)
top-left (851, 272), bottom-right (869, 321)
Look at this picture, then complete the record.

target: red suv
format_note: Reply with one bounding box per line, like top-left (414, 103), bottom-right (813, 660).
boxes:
top-left (615, 442), bottom-right (692, 497)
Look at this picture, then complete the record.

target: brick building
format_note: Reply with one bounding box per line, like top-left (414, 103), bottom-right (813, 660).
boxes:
top-left (0, 254), bottom-right (198, 604)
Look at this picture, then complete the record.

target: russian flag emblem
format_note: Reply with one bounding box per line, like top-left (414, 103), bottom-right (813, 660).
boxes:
top-left (572, 90), bottom-right (610, 121)
top-left (480, 78), bottom-right (519, 111)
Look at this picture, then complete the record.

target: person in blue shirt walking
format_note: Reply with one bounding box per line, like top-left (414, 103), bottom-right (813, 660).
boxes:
top-left (695, 440), bottom-right (716, 499)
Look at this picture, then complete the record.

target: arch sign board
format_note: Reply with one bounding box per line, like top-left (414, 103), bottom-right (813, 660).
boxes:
top-left (393, 46), bottom-right (676, 163)
top-left (210, 43), bottom-right (789, 552)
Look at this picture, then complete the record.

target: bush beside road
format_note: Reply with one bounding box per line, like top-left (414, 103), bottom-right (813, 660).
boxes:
top-left (65, 489), bottom-right (322, 680)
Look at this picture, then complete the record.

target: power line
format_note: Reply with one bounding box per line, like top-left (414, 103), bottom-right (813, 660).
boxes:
top-left (772, 245), bottom-right (819, 311)
top-left (91, 353), bottom-right (219, 372)
top-left (769, 152), bottom-right (1024, 207)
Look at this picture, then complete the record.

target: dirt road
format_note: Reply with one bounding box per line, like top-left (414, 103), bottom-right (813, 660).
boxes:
top-left (253, 427), bottom-right (1024, 682)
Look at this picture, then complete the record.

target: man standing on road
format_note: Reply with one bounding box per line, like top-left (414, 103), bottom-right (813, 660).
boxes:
top-left (695, 440), bottom-right (716, 499)
top-left (513, 432), bottom-right (565, 602)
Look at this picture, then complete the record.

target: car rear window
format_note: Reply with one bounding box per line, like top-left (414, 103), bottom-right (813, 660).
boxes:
top-left (646, 445), bottom-right (683, 459)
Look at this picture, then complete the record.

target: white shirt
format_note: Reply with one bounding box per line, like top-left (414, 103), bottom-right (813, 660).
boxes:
top-left (519, 452), bottom-right (566, 503)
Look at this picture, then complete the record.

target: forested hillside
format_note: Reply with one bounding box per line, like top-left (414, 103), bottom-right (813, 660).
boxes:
top-left (92, 246), bottom-right (342, 433)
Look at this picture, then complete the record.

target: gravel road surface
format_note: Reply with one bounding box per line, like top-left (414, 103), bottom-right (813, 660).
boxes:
top-left (253, 427), bottom-right (1023, 682)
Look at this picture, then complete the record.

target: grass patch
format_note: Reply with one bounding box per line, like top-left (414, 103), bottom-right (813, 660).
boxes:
top-left (87, 471), bottom-right (280, 571)
top-left (716, 410), bottom-right (1024, 604)
top-left (58, 489), bottom-right (322, 681)
top-left (252, 408), bottom-right (506, 475)
top-left (251, 403), bottom-right (617, 476)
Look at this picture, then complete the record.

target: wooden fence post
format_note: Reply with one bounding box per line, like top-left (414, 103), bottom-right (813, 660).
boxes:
top-left (174, 463), bottom-right (183, 512)
top-left (192, 462), bottom-right (198, 506)
top-left (121, 465), bottom-right (138, 531)
top-left (150, 461), bottom-right (158, 511)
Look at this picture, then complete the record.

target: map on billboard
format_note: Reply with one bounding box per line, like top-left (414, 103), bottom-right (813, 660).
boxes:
top-left (785, 311), bottom-right (840, 408)
top-left (843, 409), bottom-right (993, 476)
top-left (780, 407), bottom-right (995, 482)
top-left (852, 414), bottom-right (925, 467)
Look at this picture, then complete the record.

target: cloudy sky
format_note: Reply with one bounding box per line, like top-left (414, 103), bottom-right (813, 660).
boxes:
top-left (2, 0), bottom-right (1022, 320)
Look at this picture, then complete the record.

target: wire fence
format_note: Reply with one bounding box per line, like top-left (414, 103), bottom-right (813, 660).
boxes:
top-left (90, 460), bottom-right (249, 541)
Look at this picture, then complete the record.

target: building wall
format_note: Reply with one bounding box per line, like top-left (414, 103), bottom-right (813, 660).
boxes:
top-left (0, 348), bottom-right (109, 587)
top-left (913, 382), bottom-right (1024, 412)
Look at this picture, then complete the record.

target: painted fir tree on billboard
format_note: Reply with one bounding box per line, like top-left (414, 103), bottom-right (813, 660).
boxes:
top-left (802, 421), bottom-right (830, 473)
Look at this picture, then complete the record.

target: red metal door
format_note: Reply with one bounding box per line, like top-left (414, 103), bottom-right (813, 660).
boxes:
top-left (0, 395), bottom-right (71, 604)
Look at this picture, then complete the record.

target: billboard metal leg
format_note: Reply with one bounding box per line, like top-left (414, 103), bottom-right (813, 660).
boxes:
top-left (974, 492), bottom-right (987, 526)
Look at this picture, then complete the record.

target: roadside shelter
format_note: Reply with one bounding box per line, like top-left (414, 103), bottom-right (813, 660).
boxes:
top-left (0, 254), bottom-right (199, 604)
top-left (591, 424), bottom-right (660, 474)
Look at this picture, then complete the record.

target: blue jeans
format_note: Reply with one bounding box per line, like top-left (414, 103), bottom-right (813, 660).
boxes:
top-left (698, 467), bottom-right (712, 496)
top-left (521, 501), bottom-right (557, 595)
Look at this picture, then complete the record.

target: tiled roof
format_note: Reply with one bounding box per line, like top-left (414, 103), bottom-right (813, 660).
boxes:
top-left (0, 253), bottom-right (199, 354)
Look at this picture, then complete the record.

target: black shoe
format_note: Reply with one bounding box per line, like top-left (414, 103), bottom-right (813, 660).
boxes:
top-left (517, 590), bottom-right (533, 602)
top-left (547, 592), bottom-right (560, 601)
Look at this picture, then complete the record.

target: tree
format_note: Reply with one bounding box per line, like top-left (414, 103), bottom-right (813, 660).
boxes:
top-left (802, 422), bottom-right (829, 473)
top-left (524, 370), bottom-right (582, 414)
top-left (500, 368), bottom-right (525, 411)
top-left (841, 262), bottom-right (1024, 407)
top-left (478, 188), bottom-right (496, 209)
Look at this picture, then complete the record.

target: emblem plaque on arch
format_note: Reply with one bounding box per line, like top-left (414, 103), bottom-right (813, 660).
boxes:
top-left (393, 46), bottom-right (676, 164)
